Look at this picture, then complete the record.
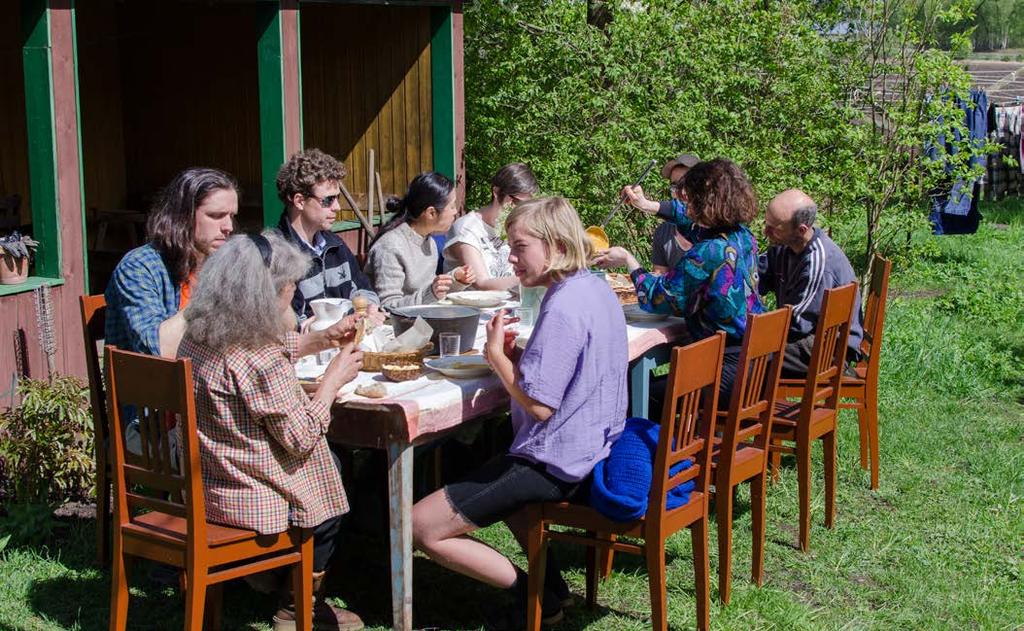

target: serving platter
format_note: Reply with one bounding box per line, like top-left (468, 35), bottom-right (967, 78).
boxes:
top-left (446, 290), bottom-right (512, 308)
top-left (424, 355), bottom-right (494, 379)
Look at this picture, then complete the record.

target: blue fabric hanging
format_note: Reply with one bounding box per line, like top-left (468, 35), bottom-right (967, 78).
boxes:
top-left (928, 89), bottom-right (987, 235)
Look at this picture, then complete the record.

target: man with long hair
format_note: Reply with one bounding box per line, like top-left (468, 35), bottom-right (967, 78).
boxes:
top-left (105, 167), bottom-right (359, 358)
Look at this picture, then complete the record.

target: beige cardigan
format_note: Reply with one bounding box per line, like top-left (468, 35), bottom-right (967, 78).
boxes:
top-left (365, 222), bottom-right (466, 310)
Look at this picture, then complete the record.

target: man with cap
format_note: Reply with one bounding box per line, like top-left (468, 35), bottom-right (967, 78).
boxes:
top-left (760, 189), bottom-right (864, 376)
top-left (620, 153), bottom-right (701, 274)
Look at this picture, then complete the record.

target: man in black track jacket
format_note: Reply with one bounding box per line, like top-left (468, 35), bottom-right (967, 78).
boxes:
top-left (759, 189), bottom-right (864, 376)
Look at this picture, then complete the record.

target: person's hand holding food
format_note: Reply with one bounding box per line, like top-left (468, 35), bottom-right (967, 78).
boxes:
top-left (452, 265), bottom-right (476, 286)
top-left (591, 246), bottom-right (640, 272)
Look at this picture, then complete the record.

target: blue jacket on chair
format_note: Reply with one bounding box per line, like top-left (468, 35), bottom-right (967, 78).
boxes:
top-left (590, 417), bottom-right (694, 522)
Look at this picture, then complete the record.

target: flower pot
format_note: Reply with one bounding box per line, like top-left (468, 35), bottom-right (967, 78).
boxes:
top-left (0, 254), bottom-right (28, 285)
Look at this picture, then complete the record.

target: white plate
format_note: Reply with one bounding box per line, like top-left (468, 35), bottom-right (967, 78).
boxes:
top-left (447, 290), bottom-right (512, 308)
top-left (424, 355), bottom-right (494, 379)
top-left (623, 304), bottom-right (670, 322)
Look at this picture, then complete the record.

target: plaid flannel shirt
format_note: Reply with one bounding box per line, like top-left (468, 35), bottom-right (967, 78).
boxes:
top-left (104, 244), bottom-right (180, 355)
top-left (178, 331), bottom-right (348, 534)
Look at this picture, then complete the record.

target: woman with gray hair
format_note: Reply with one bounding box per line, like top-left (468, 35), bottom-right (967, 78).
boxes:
top-left (178, 230), bottom-right (365, 630)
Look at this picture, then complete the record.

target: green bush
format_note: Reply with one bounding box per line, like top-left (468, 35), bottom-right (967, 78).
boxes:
top-left (0, 376), bottom-right (94, 506)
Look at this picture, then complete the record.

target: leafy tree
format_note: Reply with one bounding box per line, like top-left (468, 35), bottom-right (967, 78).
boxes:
top-left (463, 0), bottom-right (994, 275)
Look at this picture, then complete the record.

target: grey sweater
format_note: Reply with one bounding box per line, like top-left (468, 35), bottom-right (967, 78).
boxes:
top-left (364, 222), bottom-right (466, 310)
top-left (759, 228), bottom-right (864, 353)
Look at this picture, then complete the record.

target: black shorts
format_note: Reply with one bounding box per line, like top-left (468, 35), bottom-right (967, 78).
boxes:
top-left (444, 454), bottom-right (580, 528)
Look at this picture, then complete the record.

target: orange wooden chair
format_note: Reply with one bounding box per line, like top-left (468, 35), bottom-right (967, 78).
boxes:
top-left (711, 307), bottom-right (790, 605)
top-left (776, 255), bottom-right (891, 489)
top-left (79, 294), bottom-right (112, 566)
top-left (105, 347), bottom-right (314, 631)
top-left (768, 283), bottom-right (857, 552)
top-left (524, 332), bottom-right (725, 631)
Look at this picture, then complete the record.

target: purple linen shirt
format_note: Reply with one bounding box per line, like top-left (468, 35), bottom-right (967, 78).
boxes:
top-left (510, 270), bottom-right (629, 482)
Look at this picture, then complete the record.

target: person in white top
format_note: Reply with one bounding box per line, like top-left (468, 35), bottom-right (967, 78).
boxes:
top-left (443, 163), bottom-right (539, 292)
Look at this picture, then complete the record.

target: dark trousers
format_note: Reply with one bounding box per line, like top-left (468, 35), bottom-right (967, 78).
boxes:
top-left (649, 347), bottom-right (741, 417)
top-left (782, 335), bottom-right (861, 379)
top-left (310, 446), bottom-right (346, 572)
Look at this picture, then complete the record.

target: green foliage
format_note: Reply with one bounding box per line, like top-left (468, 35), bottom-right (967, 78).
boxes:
top-left (0, 376), bottom-right (94, 506)
top-left (463, 0), bottom-right (994, 271)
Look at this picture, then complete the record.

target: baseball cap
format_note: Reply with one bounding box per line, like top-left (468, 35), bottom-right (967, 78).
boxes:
top-left (661, 153), bottom-right (701, 179)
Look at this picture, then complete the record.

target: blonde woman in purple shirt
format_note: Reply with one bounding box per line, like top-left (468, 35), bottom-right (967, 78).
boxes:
top-left (412, 197), bottom-right (628, 629)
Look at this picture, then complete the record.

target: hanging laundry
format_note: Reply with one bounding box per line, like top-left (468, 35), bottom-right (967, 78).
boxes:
top-left (928, 89), bottom-right (988, 235)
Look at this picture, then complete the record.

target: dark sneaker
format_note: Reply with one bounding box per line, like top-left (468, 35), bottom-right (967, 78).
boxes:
top-left (272, 599), bottom-right (365, 631)
top-left (485, 591), bottom-right (565, 630)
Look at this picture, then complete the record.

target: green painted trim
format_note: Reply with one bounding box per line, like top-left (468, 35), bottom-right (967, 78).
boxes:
top-left (0, 276), bottom-right (64, 298)
top-left (331, 212), bottom-right (396, 233)
top-left (71, 1), bottom-right (88, 292)
top-left (22, 0), bottom-right (61, 279)
top-left (257, 4), bottom-right (286, 227)
top-left (430, 6), bottom-right (456, 181)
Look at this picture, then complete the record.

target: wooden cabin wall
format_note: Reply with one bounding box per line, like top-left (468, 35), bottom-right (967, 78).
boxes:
top-left (77, 0), bottom-right (128, 223)
top-left (115, 2), bottom-right (263, 224)
top-left (0, 1), bottom-right (32, 225)
top-left (302, 4), bottom-right (433, 215)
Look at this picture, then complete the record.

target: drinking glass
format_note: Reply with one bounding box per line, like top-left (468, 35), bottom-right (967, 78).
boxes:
top-left (517, 306), bottom-right (535, 329)
top-left (439, 332), bottom-right (461, 358)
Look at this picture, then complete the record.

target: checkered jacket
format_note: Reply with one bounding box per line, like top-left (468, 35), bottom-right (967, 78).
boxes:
top-left (178, 331), bottom-right (348, 534)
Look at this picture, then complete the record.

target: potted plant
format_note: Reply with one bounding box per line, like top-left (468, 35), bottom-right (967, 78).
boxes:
top-left (0, 231), bottom-right (39, 285)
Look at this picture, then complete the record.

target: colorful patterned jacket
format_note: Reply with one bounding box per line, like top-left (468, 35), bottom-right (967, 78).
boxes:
top-left (630, 200), bottom-right (764, 345)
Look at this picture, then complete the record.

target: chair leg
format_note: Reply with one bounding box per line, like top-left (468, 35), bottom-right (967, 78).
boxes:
top-left (823, 431), bottom-right (836, 530)
top-left (866, 397), bottom-right (880, 490)
top-left (183, 567), bottom-right (208, 631)
top-left (797, 439), bottom-right (812, 552)
top-left (584, 533), bottom-right (599, 609)
top-left (294, 531), bottom-right (314, 631)
top-left (856, 404), bottom-right (869, 471)
top-left (108, 545), bottom-right (129, 631)
top-left (598, 532), bottom-right (616, 579)
top-left (645, 537), bottom-right (668, 631)
top-left (95, 477), bottom-right (111, 567)
top-left (769, 438), bottom-right (782, 483)
top-left (204, 583), bottom-right (223, 631)
top-left (715, 480), bottom-right (735, 605)
top-left (691, 519), bottom-right (710, 631)
top-left (526, 506), bottom-right (547, 631)
top-left (750, 473), bottom-right (766, 587)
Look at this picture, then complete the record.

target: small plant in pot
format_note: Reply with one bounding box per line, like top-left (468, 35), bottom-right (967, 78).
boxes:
top-left (0, 231), bottom-right (39, 285)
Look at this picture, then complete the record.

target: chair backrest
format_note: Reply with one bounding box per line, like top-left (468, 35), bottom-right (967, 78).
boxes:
top-left (650, 332), bottom-right (726, 519)
top-left (860, 255), bottom-right (892, 373)
top-left (79, 295), bottom-right (108, 450)
top-left (800, 283), bottom-right (858, 414)
top-left (721, 307), bottom-right (792, 456)
top-left (104, 347), bottom-right (207, 541)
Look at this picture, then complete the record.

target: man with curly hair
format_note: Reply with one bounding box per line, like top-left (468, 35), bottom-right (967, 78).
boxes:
top-left (276, 148), bottom-right (382, 323)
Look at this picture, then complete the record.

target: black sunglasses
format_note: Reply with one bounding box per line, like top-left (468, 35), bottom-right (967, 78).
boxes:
top-left (247, 233), bottom-right (272, 268)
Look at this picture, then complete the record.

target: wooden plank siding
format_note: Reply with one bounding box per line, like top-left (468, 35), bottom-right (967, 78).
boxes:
top-left (0, 2), bottom-right (33, 226)
top-left (0, 0), bottom-right (88, 395)
top-left (108, 2), bottom-right (262, 226)
top-left (301, 4), bottom-right (434, 220)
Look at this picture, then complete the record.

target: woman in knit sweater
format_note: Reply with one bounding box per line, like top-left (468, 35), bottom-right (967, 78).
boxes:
top-left (365, 172), bottom-right (475, 309)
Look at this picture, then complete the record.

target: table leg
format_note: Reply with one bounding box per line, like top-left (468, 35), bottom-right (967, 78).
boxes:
top-left (387, 440), bottom-right (414, 631)
top-left (629, 346), bottom-right (672, 419)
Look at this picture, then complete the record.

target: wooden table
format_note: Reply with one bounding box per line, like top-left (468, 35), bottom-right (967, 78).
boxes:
top-left (325, 316), bottom-right (689, 631)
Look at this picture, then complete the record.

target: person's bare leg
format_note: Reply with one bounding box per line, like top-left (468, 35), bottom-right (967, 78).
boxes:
top-left (412, 488), bottom-right (519, 589)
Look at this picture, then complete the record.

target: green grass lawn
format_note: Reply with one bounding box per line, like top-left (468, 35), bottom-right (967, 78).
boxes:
top-left (3, 201), bottom-right (1024, 630)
